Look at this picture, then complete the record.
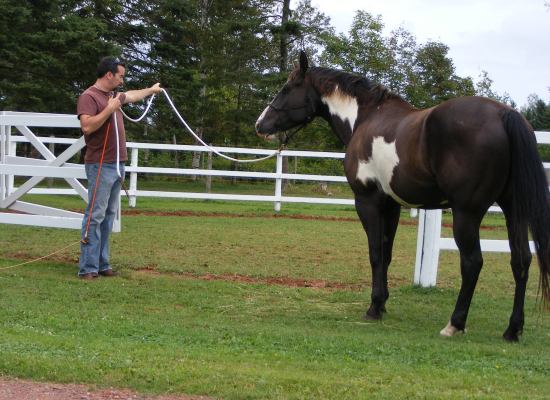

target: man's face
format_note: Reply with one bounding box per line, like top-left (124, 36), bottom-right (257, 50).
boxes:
top-left (106, 65), bottom-right (125, 90)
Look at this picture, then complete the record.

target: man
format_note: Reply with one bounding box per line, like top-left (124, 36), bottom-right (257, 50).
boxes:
top-left (77, 56), bottom-right (161, 279)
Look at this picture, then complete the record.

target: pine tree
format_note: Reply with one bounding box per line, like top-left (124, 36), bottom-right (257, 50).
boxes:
top-left (0, 0), bottom-right (119, 114)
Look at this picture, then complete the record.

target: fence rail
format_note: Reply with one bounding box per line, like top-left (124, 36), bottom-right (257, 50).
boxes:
top-left (5, 135), bottom-right (353, 210)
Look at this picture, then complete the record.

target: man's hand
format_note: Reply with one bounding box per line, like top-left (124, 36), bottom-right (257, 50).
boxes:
top-left (150, 83), bottom-right (162, 94)
top-left (80, 94), bottom-right (122, 135)
top-left (124, 84), bottom-right (162, 103)
top-left (106, 93), bottom-right (122, 113)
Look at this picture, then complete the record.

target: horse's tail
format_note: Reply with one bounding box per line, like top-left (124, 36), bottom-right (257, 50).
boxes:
top-left (502, 109), bottom-right (550, 307)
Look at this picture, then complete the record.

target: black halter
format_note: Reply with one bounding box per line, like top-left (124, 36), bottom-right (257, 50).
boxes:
top-left (267, 103), bottom-right (312, 112)
top-left (267, 95), bottom-right (316, 146)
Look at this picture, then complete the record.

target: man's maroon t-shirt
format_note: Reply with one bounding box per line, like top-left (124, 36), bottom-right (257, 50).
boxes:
top-left (77, 86), bottom-right (128, 164)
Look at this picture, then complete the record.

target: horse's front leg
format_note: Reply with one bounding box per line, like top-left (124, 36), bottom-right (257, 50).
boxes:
top-left (354, 195), bottom-right (401, 320)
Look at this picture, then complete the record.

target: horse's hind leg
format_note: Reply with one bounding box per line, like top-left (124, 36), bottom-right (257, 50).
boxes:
top-left (354, 195), bottom-right (401, 320)
top-left (500, 200), bottom-right (532, 342)
top-left (441, 208), bottom-right (485, 336)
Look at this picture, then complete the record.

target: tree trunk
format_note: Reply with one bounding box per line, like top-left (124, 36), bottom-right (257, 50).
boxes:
top-left (279, 0), bottom-right (291, 190)
top-left (192, 0), bottom-right (212, 181)
top-left (279, 0), bottom-right (291, 73)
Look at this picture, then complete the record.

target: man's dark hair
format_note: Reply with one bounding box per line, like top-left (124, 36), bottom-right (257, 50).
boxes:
top-left (97, 56), bottom-right (125, 78)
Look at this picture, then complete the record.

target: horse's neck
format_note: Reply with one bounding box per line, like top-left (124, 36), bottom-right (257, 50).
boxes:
top-left (316, 91), bottom-right (358, 146)
top-left (326, 115), bottom-right (354, 146)
top-left (311, 70), bottom-right (412, 145)
top-left (317, 88), bottom-right (412, 146)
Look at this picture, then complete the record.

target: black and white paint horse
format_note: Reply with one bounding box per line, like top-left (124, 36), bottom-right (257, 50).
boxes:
top-left (255, 51), bottom-right (550, 341)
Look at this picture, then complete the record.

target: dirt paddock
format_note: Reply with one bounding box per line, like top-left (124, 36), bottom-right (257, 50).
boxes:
top-left (0, 377), bottom-right (213, 400)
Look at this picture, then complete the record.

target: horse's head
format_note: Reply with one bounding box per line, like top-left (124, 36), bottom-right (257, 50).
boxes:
top-left (255, 51), bottom-right (317, 139)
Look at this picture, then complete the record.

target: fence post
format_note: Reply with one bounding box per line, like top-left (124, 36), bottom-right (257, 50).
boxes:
top-left (113, 195), bottom-right (122, 232)
top-left (274, 151), bottom-right (283, 212)
top-left (0, 120), bottom-right (5, 202)
top-left (129, 147), bottom-right (138, 207)
top-left (206, 149), bottom-right (212, 193)
top-left (48, 134), bottom-right (55, 188)
top-left (8, 141), bottom-right (15, 195)
top-left (414, 209), bottom-right (442, 287)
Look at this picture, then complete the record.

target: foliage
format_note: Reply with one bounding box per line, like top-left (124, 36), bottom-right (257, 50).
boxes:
top-left (475, 70), bottom-right (515, 107)
top-left (408, 41), bottom-right (475, 108)
top-left (523, 94), bottom-right (550, 131)
top-left (1, 1), bottom-right (540, 151)
top-left (319, 11), bottom-right (476, 109)
top-left (522, 94), bottom-right (550, 161)
top-left (0, 0), bottom-right (119, 114)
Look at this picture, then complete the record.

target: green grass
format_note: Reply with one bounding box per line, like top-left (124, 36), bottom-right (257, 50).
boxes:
top-left (1, 195), bottom-right (549, 399)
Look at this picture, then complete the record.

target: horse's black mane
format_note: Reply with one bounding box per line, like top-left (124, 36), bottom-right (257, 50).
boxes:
top-left (308, 67), bottom-right (402, 104)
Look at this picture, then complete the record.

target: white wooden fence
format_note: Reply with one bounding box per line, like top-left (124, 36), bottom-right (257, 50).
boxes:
top-left (0, 111), bottom-right (352, 232)
top-left (1, 111), bottom-right (549, 287)
top-left (0, 111), bottom-right (111, 230)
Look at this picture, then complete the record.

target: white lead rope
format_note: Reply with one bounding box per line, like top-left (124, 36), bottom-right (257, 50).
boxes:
top-left (113, 110), bottom-right (121, 178)
top-left (120, 88), bottom-right (279, 163)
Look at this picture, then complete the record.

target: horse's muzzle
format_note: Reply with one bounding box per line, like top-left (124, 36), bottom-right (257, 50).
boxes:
top-left (256, 132), bottom-right (277, 142)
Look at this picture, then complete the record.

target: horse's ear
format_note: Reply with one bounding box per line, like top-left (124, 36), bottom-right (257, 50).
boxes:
top-left (299, 51), bottom-right (308, 75)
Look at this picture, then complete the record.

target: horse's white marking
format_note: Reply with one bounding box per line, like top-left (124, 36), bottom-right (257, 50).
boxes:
top-left (255, 105), bottom-right (270, 129)
top-left (439, 321), bottom-right (465, 337)
top-left (321, 85), bottom-right (358, 132)
top-left (356, 137), bottom-right (419, 207)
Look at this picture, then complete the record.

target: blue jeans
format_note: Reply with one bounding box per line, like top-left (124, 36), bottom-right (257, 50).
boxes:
top-left (79, 162), bottom-right (124, 276)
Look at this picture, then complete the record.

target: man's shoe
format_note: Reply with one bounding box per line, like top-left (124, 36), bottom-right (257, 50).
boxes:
top-left (99, 269), bottom-right (118, 277)
top-left (79, 273), bottom-right (99, 280)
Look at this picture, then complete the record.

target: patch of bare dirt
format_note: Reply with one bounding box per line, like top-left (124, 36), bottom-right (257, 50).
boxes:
top-left (121, 209), bottom-right (361, 222)
top-left (13, 207), bottom-right (503, 231)
top-left (0, 377), bottom-right (213, 400)
top-left (134, 268), bottom-right (412, 290)
top-left (120, 209), bottom-right (503, 231)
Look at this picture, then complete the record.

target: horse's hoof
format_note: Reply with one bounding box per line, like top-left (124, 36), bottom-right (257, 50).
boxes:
top-left (502, 328), bottom-right (522, 342)
top-left (364, 310), bottom-right (382, 321)
top-left (440, 321), bottom-right (465, 337)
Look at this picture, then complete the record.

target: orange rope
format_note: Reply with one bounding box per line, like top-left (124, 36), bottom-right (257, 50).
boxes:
top-left (0, 241), bottom-right (81, 271)
top-left (81, 118), bottom-right (112, 244)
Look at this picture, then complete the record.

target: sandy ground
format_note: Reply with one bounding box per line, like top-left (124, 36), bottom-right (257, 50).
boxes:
top-left (0, 377), bottom-right (214, 400)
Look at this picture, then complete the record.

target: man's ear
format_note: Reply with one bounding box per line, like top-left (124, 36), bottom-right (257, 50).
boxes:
top-left (299, 51), bottom-right (309, 76)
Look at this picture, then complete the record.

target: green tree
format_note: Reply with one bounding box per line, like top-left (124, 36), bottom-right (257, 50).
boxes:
top-left (287, 0), bottom-right (334, 64)
top-left (320, 11), bottom-right (475, 110)
top-left (475, 70), bottom-right (516, 107)
top-left (0, 0), bottom-right (119, 114)
top-left (409, 41), bottom-right (475, 108)
top-left (321, 11), bottom-right (392, 84)
top-left (386, 27), bottom-right (417, 96)
top-left (523, 95), bottom-right (550, 130)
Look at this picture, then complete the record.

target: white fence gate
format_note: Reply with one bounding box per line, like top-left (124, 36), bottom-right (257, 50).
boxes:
top-left (1, 111), bottom-right (549, 287)
top-left (0, 111), bottom-right (121, 231)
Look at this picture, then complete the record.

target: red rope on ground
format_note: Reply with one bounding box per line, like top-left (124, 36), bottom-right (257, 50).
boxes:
top-left (81, 118), bottom-right (112, 244)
